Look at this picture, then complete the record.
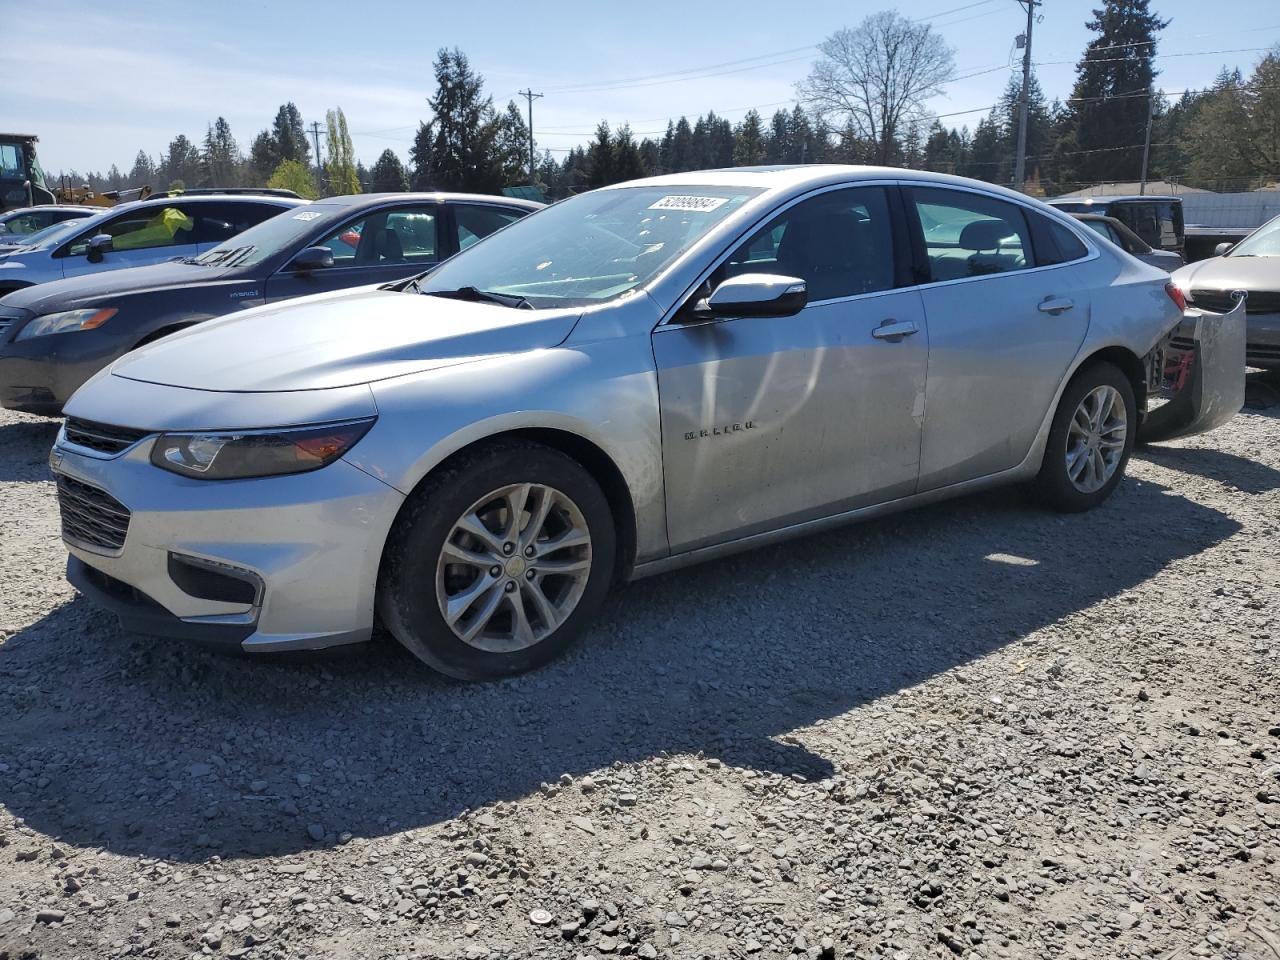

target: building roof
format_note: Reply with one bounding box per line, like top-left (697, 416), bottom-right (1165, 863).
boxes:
top-left (1054, 180), bottom-right (1212, 198)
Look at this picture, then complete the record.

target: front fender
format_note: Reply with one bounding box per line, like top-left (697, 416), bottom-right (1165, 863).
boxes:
top-left (352, 335), bottom-right (668, 563)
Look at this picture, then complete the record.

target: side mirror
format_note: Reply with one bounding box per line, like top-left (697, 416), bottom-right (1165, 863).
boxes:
top-left (290, 245), bottom-right (334, 273)
top-left (86, 233), bottom-right (113, 263)
top-left (695, 273), bottom-right (808, 320)
top-left (1214, 242), bottom-right (1234, 257)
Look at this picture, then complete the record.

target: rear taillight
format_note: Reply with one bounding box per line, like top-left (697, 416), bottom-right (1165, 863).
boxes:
top-left (1165, 281), bottom-right (1187, 313)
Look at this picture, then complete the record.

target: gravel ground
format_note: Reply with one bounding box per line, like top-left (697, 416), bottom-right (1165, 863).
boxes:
top-left (1, 378), bottom-right (1278, 960)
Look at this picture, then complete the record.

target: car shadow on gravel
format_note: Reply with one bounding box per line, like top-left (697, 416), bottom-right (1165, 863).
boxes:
top-left (1137, 444), bottom-right (1280, 494)
top-left (0, 418), bottom-right (58, 483)
top-left (0, 474), bottom-right (1240, 863)
top-left (1244, 370), bottom-right (1280, 414)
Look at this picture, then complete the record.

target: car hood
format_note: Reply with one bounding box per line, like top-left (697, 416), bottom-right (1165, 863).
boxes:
top-left (109, 287), bottom-right (583, 392)
top-left (1173, 255), bottom-right (1280, 292)
top-left (1, 259), bottom-right (233, 311)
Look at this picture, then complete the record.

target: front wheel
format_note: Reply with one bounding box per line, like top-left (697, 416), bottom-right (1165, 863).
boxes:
top-left (377, 440), bottom-right (616, 680)
top-left (1033, 362), bottom-right (1136, 512)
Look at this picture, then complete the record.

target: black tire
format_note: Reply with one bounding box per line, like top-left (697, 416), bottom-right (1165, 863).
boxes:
top-left (377, 439), bottom-right (616, 680)
top-left (1033, 361), bottom-right (1136, 512)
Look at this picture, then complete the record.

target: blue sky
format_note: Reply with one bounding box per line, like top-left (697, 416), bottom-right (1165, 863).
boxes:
top-left (5, 0), bottom-right (1278, 174)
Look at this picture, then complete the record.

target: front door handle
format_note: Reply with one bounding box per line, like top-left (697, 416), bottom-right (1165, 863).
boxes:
top-left (1038, 297), bottom-right (1074, 315)
top-left (871, 319), bottom-right (919, 341)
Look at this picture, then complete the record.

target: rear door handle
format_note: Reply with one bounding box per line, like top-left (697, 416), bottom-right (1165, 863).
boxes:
top-left (1038, 297), bottom-right (1074, 315)
top-left (871, 319), bottom-right (919, 341)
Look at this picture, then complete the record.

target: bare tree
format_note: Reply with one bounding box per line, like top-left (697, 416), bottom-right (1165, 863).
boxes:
top-left (799, 11), bottom-right (955, 165)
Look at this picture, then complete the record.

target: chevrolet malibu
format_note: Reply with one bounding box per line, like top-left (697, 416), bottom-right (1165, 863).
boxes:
top-left (51, 166), bottom-right (1242, 680)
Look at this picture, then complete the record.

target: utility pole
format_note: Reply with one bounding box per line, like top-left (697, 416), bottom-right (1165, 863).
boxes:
top-left (518, 89), bottom-right (543, 184)
top-left (308, 121), bottom-right (324, 178)
top-left (1138, 91), bottom-right (1155, 195)
top-left (1013, 0), bottom-right (1039, 192)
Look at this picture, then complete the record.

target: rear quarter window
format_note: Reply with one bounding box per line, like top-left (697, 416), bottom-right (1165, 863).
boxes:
top-left (1028, 211), bottom-right (1089, 265)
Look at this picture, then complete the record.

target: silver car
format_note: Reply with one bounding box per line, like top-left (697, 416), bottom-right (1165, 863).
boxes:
top-left (51, 167), bottom-right (1241, 680)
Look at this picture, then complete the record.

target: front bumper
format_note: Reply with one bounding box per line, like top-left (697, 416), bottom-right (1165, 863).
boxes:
top-left (0, 324), bottom-right (127, 413)
top-left (1141, 297), bottom-right (1248, 443)
top-left (53, 431), bottom-right (405, 652)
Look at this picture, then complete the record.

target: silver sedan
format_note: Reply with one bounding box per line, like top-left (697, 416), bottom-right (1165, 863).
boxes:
top-left (50, 167), bottom-right (1243, 679)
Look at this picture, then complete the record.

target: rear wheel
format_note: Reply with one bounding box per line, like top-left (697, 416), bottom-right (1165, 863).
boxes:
top-left (1033, 362), bottom-right (1135, 512)
top-left (377, 440), bottom-right (615, 680)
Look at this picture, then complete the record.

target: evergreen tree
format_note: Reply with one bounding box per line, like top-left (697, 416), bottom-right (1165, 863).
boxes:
top-left (202, 117), bottom-right (241, 187)
top-left (670, 117), bottom-right (694, 172)
top-left (998, 72), bottom-right (1054, 184)
top-left (734, 110), bottom-right (766, 166)
top-left (965, 112), bottom-right (1006, 183)
top-left (922, 121), bottom-right (958, 173)
top-left (248, 131), bottom-right (278, 185)
top-left (409, 122), bottom-right (434, 189)
top-left (324, 107), bottom-right (361, 196)
top-left (612, 125), bottom-right (645, 182)
top-left (1183, 68), bottom-right (1253, 184)
top-left (1056, 0), bottom-right (1170, 183)
top-left (368, 148), bottom-right (410, 192)
top-left (494, 100), bottom-right (532, 183)
top-left (587, 122), bottom-right (615, 187)
top-left (418, 47), bottom-right (504, 192)
top-left (271, 103), bottom-right (311, 165)
top-left (705, 112), bottom-right (735, 167)
top-left (765, 110), bottom-right (790, 163)
top-left (159, 134), bottom-right (202, 191)
top-left (637, 138), bottom-right (660, 177)
top-left (128, 150), bottom-right (155, 189)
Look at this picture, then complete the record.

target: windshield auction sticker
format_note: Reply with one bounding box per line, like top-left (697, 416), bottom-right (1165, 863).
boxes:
top-left (292, 212), bottom-right (324, 221)
top-left (648, 196), bottom-right (730, 212)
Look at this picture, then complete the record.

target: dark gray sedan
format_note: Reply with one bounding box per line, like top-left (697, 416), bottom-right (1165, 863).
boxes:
top-left (1072, 212), bottom-right (1183, 272)
top-left (0, 192), bottom-right (540, 413)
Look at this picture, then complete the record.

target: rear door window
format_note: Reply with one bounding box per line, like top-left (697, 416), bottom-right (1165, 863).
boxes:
top-left (910, 187), bottom-right (1033, 281)
top-left (190, 202), bottom-right (288, 246)
top-left (454, 205), bottom-right (526, 251)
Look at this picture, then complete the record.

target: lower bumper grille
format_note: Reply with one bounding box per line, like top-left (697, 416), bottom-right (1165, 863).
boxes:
top-left (56, 474), bottom-right (131, 553)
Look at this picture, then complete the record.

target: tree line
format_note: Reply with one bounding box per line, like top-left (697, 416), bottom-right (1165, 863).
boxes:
top-left (55, 1), bottom-right (1280, 202)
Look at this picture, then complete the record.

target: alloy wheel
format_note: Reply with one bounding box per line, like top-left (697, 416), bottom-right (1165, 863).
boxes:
top-left (435, 483), bottom-right (592, 653)
top-left (1065, 384), bottom-right (1127, 494)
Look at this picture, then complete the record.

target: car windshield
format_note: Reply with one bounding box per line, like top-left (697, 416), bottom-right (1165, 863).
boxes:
top-left (0, 219), bottom-right (82, 248)
top-left (418, 186), bottom-right (764, 307)
top-left (192, 204), bottom-right (329, 267)
top-left (1229, 216), bottom-right (1280, 257)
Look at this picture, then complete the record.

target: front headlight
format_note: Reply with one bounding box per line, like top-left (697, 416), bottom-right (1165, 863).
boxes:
top-left (150, 418), bottom-right (376, 480)
top-left (16, 308), bottom-right (117, 340)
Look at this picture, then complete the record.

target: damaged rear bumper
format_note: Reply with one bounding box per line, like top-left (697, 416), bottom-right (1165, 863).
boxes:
top-left (1139, 294), bottom-right (1247, 444)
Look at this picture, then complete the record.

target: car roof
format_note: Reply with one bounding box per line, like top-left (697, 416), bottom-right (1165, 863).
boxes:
top-left (109, 193), bottom-right (308, 215)
top-left (1, 204), bottom-right (99, 215)
top-left (1048, 195), bottom-right (1183, 205)
top-left (596, 164), bottom-right (1084, 213)
top-left (316, 192), bottom-right (543, 210)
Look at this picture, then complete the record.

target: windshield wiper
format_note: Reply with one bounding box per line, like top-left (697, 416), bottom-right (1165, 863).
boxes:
top-left (424, 285), bottom-right (532, 309)
top-left (193, 244), bottom-right (253, 267)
